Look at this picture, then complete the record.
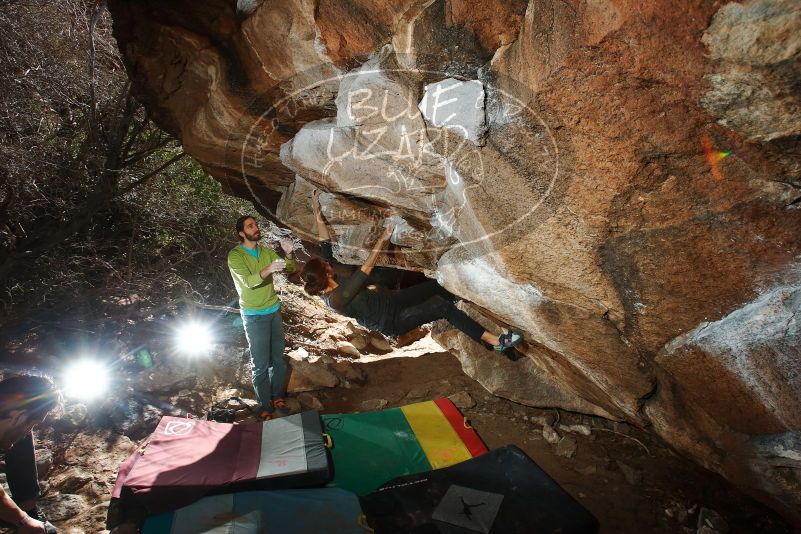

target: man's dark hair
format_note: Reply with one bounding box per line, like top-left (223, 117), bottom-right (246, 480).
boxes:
top-left (236, 215), bottom-right (256, 242)
top-left (301, 258), bottom-right (332, 296)
top-left (0, 375), bottom-right (60, 421)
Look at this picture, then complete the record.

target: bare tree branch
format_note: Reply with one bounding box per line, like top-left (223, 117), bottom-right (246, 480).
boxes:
top-left (87, 0), bottom-right (104, 141)
top-left (117, 151), bottom-right (186, 196)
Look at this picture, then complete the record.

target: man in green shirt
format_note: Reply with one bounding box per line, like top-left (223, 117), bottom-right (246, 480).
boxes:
top-left (228, 215), bottom-right (296, 419)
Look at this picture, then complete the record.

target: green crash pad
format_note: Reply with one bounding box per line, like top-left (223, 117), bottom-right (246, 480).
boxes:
top-left (321, 399), bottom-right (487, 496)
top-left (322, 408), bottom-right (431, 495)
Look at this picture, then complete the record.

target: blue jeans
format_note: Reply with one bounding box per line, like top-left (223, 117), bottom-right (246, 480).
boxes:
top-left (242, 311), bottom-right (287, 411)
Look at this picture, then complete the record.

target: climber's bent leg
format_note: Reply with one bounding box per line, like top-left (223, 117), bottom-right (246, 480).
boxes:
top-left (390, 295), bottom-right (485, 343)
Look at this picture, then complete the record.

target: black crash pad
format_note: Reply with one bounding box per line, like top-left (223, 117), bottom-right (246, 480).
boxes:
top-left (361, 445), bottom-right (599, 534)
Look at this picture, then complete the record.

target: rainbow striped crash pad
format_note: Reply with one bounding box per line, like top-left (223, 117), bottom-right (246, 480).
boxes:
top-left (322, 398), bottom-right (487, 495)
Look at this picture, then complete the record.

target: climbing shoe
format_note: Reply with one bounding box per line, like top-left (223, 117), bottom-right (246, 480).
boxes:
top-left (493, 331), bottom-right (522, 351)
top-left (271, 398), bottom-right (291, 417)
top-left (258, 410), bottom-right (274, 422)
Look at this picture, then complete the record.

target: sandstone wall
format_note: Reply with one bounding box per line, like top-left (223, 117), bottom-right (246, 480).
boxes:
top-left (107, 0), bottom-right (801, 522)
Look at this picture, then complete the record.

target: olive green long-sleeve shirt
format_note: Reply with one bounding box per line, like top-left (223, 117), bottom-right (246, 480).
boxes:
top-left (227, 244), bottom-right (296, 312)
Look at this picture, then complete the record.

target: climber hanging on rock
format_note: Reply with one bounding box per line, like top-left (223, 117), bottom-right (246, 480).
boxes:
top-left (301, 190), bottom-right (522, 352)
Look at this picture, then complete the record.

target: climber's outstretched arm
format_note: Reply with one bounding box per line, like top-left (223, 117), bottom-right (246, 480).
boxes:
top-left (359, 224), bottom-right (393, 276)
top-left (311, 189), bottom-right (330, 242)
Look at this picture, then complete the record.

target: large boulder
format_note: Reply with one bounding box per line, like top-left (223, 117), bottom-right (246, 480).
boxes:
top-left (107, 0), bottom-right (801, 523)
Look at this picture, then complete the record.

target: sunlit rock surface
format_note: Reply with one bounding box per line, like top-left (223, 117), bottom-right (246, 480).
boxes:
top-left (108, 0), bottom-right (801, 522)
top-left (701, 0), bottom-right (801, 142)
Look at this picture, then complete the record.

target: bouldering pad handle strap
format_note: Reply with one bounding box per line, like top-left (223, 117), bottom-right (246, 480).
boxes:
top-left (463, 417), bottom-right (473, 429)
top-left (323, 433), bottom-right (333, 449)
top-left (357, 515), bottom-right (374, 532)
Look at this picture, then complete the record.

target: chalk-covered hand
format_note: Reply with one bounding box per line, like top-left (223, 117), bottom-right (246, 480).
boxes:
top-left (268, 259), bottom-right (286, 273)
top-left (261, 259), bottom-right (286, 278)
top-left (311, 190), bottom-right (322, 213)
top-left (380, 223), bottom-right (395, 243)
top-left (279, 238), bottom-right (294, 255)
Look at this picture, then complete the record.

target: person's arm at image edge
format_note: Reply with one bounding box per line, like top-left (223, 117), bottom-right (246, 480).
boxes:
top-left (0, 486), bottom-right (44, 533)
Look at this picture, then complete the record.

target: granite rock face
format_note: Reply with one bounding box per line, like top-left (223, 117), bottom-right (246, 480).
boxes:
top-left (701, 0), bottom-right (801, 142)
top-left (108, 0), bottom-right (801, 522)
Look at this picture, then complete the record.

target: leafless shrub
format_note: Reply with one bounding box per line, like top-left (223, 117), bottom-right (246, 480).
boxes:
top-left (0, 1), bottom-right (251, 338)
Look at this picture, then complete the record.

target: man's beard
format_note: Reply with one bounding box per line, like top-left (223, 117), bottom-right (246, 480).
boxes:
top-left (244, 230), bottom-right (261, 242)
